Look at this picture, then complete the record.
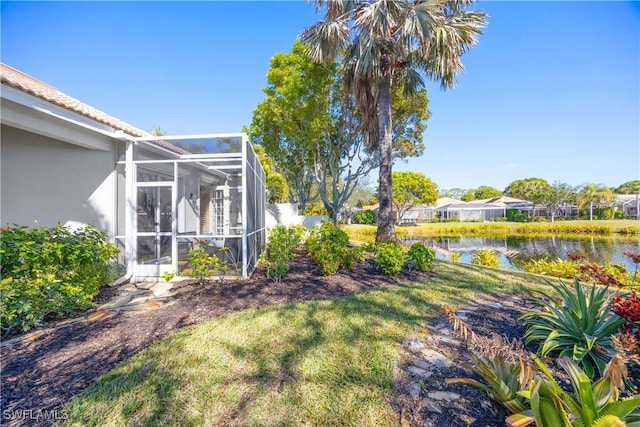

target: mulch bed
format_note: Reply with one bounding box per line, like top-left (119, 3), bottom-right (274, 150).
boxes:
top-left (0, 249), bottom-right (412, 426)
top-left (2, 249), bottom-right (637, 426)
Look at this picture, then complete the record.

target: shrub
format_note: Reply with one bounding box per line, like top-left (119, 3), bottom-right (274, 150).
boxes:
top-left (506, 209), bottom-right (529, 222)
top-left (520, 278), bottom-right (624, 378)
top-left (0, 224), bottom-right (119, 335)
top-left (406, 242), bottom-right (435, 272)
top-left (506, 356), bottom-right (640, 427)
top-left (449, 252), bottom-right (462, 262)
top-left (188, 248), bottom-right (225, 283)
top-left (522, 257), bottom-right (580, 279)
top-left (261, 225), bottom-right (303, 282)
top-left (471, 249), bottom-right (501, 268)
top-left (305, 222), bottom-right (363, 275)
top-left (522, 257), bottom-right (634, 288)
top-left (612, 291), bottom-right (640, 358)
top-left (447, 347), bottom-right (532, 414)
top-left (375, 241), bottom-right (404, 275)
top-left (352, 210), bottom-right (376, 225)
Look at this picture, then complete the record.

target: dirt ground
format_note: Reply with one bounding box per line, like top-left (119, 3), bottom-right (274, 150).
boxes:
top-left (1, 249), bottom-right (637, 426)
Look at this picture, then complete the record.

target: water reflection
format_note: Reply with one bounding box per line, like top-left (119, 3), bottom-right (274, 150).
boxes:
top-left (400, 235), bottom-right (640, 272)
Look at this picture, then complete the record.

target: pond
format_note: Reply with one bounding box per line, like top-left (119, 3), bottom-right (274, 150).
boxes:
top-left (401, 235), bottom-right (640, 273)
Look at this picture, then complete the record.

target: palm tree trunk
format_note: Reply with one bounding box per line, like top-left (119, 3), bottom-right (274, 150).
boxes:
top-left (376, 71), bottom-right (396, 243)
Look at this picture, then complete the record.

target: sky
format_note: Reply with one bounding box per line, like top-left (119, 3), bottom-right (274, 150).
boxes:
top-left (1, 1), bottom-right (639, 192)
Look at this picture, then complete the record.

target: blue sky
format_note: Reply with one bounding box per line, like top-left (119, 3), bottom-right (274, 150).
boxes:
top-left (2, 1), bottom-right (638, 192)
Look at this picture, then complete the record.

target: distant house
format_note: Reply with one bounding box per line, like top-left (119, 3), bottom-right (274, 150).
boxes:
top-left (1, 63), bottom-right (266, 280)
top-left (613, 194), bottom-right (640, 218)
top-left (433, 196), bottom-right (531, 222)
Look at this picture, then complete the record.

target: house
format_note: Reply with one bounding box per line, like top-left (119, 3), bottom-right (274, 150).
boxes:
top-left (613, 194), bottom-right (640, 219)
top-left (415, 196), bottom-right (531, 222)
top-left (0, 63), bottom-right (266, 280)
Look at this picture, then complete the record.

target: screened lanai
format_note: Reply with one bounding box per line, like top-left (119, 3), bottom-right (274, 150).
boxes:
top-left (114, 133), bottom-right (266, 280)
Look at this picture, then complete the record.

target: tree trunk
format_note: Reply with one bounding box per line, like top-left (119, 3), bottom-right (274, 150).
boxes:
top-left (376, 71), bottom-right (396, 243)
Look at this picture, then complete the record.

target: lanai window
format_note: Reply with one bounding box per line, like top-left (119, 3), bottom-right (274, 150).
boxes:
top-left (117, 133), bottom-right (266, 280)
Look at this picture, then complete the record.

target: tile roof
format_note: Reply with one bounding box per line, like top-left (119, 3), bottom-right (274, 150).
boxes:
top-left (0, 63), bottom-right (189, 154)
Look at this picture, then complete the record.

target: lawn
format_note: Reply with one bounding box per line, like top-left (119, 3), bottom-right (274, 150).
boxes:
top-left (64, 261), bottom-right (553, 426)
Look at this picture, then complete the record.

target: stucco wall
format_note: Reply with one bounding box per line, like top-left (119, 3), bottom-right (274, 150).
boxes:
top-left (265, 203), bottom-right (328, 229)
top-left (1, 125), bottom-right (117, 233)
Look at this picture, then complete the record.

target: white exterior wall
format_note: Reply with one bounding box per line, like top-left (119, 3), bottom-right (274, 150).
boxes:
top-left (1, 125), bottom-right (117, 233)
top-left (265, 203), bottom-right (328, 229)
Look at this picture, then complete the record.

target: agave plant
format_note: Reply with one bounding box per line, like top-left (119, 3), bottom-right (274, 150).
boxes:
top-left (506, 356), bottom-right (640, 427)
top-left (447, 353), bottom-right (533, 414)
top-left (520, 278), bottom-right (624, 378)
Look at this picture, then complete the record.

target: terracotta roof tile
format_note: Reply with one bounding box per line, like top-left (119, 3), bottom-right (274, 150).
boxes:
top-left (1, 63), bottom-right (189, 155)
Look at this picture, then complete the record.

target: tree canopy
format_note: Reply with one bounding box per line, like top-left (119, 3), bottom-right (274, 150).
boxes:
top-left (250, 39), bottom-right (431, 223)
top-left (577, 183), bottom-right (614, 220)
top-left (504, 178), bottom-right (550, 205)
top-left (302, 0), bottom-right (487, 242)
top-left (391, 171), bottom-right (438, 223)
top-left (249, 40), bottom-right (332, 214)
top-left (616, 180), bottom-right (640, 194)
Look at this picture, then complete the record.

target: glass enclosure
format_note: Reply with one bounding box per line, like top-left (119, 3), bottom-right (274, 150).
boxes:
top-left (118, 133), bottom-right (266, 279)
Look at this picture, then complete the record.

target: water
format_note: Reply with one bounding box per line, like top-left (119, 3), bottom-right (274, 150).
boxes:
top-left (400, 235), bottom-right (640, 273)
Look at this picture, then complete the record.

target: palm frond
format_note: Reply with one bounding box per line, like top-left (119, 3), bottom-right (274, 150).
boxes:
top-left (301, 19), bottom-right (351, 64)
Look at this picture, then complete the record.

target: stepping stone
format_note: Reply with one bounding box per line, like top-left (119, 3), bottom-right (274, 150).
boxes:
top-left (427, 391), bottom-right (460, 402)
top-left (150, 282), bottom-right (174, 297)
top-left (100, 294), bottom-right (134, 309)
top-left (115, 300), bottom-right (164, 312)
top-left (408, 340), bottom-right (425, 353)
top-left (406, 366), bottom-right (431, 378)
top-left (420, 349), bottom-right (452, 369)
top-left (86, 310), bottom-right (115, 322)
top-left (411, 360), bottom-right (430, 370)
top-left (408, 382), bottom-right (422, 398)
top-left (437, 336), bottom-right (461, 345)
top-left (135, 282), bottom-right (157, 290)
top-left (421, 398), bottom-right (443, 414)
top-left (128, 295), bottom-right (153, 306)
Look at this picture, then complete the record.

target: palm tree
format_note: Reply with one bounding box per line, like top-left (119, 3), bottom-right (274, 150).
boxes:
top-left (577, 183), bottom-right (614, 220)
top-left (302, 0), bottom-right (487, 242)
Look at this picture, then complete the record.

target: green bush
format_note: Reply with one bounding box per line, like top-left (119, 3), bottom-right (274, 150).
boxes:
top-left (352, 210), bottom-right (376, 225)
top-left (375, 241), bottom-right (405, 275)
top-left (506, 356), bottom-right (640, 427)
top-left (594, 206), bottom-right (616, 220)
top-left (522, 257), bottom-right (580, 279)
top-left (471, 249), bottom-right (501, 268)
top-left (520, 278), bottom-right (624, 378)
top-left (188, 248), bottom-right (226, 283)
top-left (522, 258), bottom-right (635, 287)
top-left (0, 224), bottom-right (119, 336)
top-left (305, 222), bottom-right (363, 275)
top-left (506, 209), bottom-right (529, 222)
top-left (406, 242), bottom-right (435, 272)
top-left (260, 225), bottom-right (303, 282)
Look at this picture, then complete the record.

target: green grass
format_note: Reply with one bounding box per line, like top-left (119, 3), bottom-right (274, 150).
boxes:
top-left (65, 261), bottom-right (554, 426)
top-left (344, 220), bottom-right (640, 243)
